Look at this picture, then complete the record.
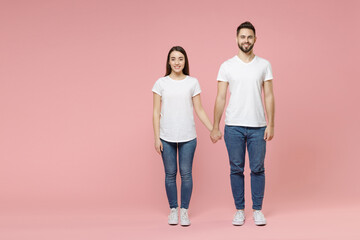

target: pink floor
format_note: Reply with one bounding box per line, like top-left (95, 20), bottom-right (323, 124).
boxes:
top-left (1, 203), bottom-right (359, 240)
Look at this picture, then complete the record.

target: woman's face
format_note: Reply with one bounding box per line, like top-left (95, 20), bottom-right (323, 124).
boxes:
top-left (168, 51), bottom-right (185, 74)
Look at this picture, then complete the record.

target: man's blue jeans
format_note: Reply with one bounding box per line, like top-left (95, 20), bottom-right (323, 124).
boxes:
top-left (224, 125), bottom-right (266, 210)
top-left (160, 138), bottom-right (197, 209)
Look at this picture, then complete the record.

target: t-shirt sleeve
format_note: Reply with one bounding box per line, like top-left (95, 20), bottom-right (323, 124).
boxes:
top-left (192, 78), bottom-right (202, 97)
top-left (217, 63), bottom-right (228, 82)
top-left (264, 62), bottom-right (273, 81)
top-left (152, 79), bottom-right (162, 96)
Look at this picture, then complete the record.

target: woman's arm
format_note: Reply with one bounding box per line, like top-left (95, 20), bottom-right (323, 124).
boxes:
top-left (192, 94), bottom-right (213, 131)
top-left (153, 93), bottom-right (163, 154)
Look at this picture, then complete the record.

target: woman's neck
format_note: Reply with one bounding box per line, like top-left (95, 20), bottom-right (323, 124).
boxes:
top-left (169, 72), bottom-right (186, 80)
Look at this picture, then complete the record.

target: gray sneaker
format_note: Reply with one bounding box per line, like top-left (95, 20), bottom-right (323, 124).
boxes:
top-left (253, 210), bottom-right (267, 226)
top-left (180, 208), bottom-right (191, 226)
top-left (168, 208), bottom-right (178, 225)
top-left (232, 210), bottom-right (245, 225)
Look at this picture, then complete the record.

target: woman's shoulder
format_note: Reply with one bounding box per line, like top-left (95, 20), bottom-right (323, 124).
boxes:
top-left (154, 76), bottom-right (168, 84)
top-left (186, 75), bottom-right (199, 82)
top-left (157, 76), bottom-right (168, 81)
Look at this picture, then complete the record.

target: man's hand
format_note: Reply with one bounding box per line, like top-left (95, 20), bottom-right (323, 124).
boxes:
top-left (154, 138), bottom-right (163, 154)
top-left (264, 126), bottom-right (274, 141)
top-left (210, 128), bottom-right (222, 143)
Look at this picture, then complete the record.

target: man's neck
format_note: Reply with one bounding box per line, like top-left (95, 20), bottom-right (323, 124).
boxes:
top-left (237, 50), bottom-right (255, 63)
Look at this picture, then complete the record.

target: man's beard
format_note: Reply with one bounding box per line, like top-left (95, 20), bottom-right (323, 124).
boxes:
top-left (238, 43), bottom-right (254, 53)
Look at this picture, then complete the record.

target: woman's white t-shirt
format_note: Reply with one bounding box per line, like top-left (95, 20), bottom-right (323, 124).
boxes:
top-left (152, 75), bottom-right (201, 142)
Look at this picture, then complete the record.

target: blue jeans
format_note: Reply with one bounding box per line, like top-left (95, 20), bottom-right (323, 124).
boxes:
top-left (160, 138), bottom-right (197, 209)
top-left (224, 125), bottom-right (266, 210)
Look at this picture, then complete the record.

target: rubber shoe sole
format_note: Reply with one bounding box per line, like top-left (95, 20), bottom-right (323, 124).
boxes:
top-left (254, 220), bottom-right (266, 226)
top-left (232, 219), bottom-right (245, 226)
top-left (168, 221), bottom-right (178, 225)
top-left (180, 221), bottom-right (190, 226)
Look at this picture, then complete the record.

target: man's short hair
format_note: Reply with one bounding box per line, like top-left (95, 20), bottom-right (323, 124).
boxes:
top-left (237, 21), bottom-right (256, 36)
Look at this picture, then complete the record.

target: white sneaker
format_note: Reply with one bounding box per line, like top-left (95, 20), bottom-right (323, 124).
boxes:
top-left (253, 210), bottom-right (267, 226)
top-left (232, 210), bottom-right (245, 225)
top-left (168, 208), bottom-right (178, 225)
top-left (180, 208), bottom-right (191, 226)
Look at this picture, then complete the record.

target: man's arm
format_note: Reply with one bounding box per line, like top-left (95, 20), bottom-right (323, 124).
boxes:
top-left (210, 81), bottom-right (228, 143)
top-left (263, 80), bottom-right (275, 141)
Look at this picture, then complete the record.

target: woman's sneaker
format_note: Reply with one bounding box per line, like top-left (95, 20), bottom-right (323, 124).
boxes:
top-left (168, 208), bottom-right (178, 225)
top-left (253, 210), bottom-right (267, 226)
top-left (180, 208), bottom-right (191, 226)
top-left (232, 210), bottom-right (245, 225)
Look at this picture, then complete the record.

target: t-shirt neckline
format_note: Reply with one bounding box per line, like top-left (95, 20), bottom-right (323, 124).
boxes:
top-left (167, 75), bottom-right (189, 82)
top-left (235, 55), bottom-right (257, 65)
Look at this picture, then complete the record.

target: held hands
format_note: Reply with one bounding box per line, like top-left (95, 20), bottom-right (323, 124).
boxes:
top-left (154, 138), bottom-right (163, 154)
top-left (264, 126), bottom-right (274, 141)
top-left (210, 128), bottom-right (222, 143)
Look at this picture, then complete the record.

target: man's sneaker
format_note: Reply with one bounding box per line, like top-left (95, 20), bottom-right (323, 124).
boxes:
top-left (168, 208), bottom-right (178, 225)
top-left (253, 210), bottom-right (267, 226)
top-left (232, 210), bottom-right (245, 225)
top-left (180, 208), bottom-right (191, 226)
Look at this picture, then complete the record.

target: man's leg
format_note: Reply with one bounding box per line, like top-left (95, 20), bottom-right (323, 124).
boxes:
top-left (247, 127), bottom-right (266, 210)
top-left (224, 125), bottom-right (246, 210)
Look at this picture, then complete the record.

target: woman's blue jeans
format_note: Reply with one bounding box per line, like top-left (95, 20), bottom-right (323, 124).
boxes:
top-left (224, 125), bottom-right (266, 210)
top-left (160, 138), bottom-right (197, 209)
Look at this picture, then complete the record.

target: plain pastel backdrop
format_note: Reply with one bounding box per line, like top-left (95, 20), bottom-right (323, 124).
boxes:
top-left (1, 0), bottom-right (360, 239)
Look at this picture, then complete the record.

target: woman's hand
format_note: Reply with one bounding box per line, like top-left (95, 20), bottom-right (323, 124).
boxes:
top-left (155, 138), bottom-right (163, 154)
top-left (210, 128), bottom-right (222, 143)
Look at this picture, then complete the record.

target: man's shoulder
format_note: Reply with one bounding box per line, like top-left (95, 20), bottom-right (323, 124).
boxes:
top-left (220, 56), bottom-right (238, 67)
top-left (255, 56), bottom-right (271, 66)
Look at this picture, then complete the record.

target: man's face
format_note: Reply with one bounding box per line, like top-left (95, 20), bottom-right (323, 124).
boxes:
top-left (237, 28), bottom-right (256, 53)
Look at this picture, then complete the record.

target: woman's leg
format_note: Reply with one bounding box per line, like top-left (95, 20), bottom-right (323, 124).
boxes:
top-left (161, 139), bottom-right (178, 209)
top-left (178, 138), bottom-right (197, 209)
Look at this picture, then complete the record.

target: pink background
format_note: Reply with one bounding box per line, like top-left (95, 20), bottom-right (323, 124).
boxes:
top-left (1, 0), bottom-right (360, 239)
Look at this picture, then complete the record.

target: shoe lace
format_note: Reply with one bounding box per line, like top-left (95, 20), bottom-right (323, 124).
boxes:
top-left (181, 210), bottom-right (188, 219)
top-left (235, 211), bottom-right (244, 220)
top-left (254, 211), bottom-right (264, 220)
top-left (169, 209), bottom-right (177, 220)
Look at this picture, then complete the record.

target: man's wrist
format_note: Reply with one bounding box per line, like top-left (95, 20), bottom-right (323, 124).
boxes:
top-left (212, 126), bottom-right (220, 131)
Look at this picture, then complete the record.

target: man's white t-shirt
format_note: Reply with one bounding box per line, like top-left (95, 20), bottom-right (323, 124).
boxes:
top-left (152, 75), bottom-right (201, 142)
top-left (217, 55), bottom-right (273, 127)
